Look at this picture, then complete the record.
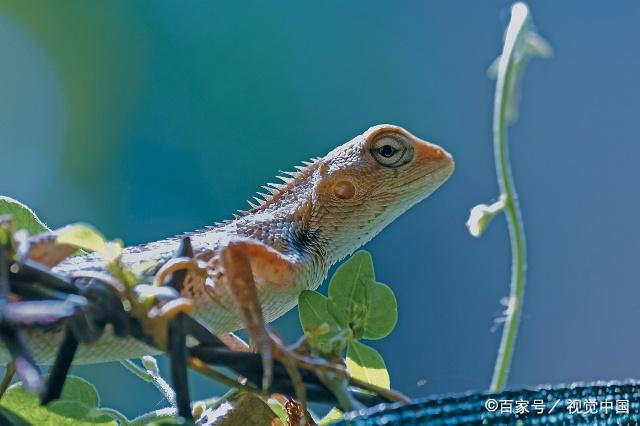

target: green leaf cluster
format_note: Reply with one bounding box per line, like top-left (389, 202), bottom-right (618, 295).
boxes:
top-left (298, 250), bottom-right (397, 390)
top-left (0, 376), bottom-right (115, 425)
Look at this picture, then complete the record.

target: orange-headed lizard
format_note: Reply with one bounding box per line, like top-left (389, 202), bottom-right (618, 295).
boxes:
top-left (2, 124), bottom-right (454, 399)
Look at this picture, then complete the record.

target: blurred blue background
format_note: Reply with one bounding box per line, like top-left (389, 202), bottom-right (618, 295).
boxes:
top-left (1, 0), bottom-right (640, 418)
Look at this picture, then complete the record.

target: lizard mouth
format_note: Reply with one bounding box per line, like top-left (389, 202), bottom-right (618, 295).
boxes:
top-left (435, 155), bottom-right (455, 178)
top-left (415, 152), bottom-right (455, 182)
top-left (396, 155), bottom-right (454, 199)
top-left (409, 132), bottom-right (455, 180)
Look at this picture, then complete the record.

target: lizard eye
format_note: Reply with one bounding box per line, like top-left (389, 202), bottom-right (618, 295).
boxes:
top-left (370, 134), bottom-right (414, 168)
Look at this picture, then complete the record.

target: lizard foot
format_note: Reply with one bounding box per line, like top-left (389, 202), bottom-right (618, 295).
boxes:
top-left (265, 329), bottom-right (346, 410)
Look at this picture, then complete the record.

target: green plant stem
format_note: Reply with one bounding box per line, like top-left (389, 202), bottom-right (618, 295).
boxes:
top-left (129, 407), bottom-right (177, 426)
top-left (348, 377), bottom-right (410, 403)
top-left (120, 358), bottom-right (177, 406)
top-left (489, 2), bottom-right (529, 393)
top-left (120, 359), bottom-right (151, 381)
top-left (90, 407), bottom-right (130, 425)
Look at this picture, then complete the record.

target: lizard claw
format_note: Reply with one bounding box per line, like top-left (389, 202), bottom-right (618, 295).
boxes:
top-left (270, 333), bottom-right (347, 400)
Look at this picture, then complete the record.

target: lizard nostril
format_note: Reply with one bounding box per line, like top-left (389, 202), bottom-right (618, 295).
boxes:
top-left (428, 148), bottom-right (444, 160)
top-left (420, 145), bottom-right (445, 161)
top-left (414, 139), bottom-right (451, 163)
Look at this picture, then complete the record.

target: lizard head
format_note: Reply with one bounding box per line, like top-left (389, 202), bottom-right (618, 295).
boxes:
top-left (308, 124), bottom-right (454, 262)
top-left (237, 124), bottom-right (453, 264)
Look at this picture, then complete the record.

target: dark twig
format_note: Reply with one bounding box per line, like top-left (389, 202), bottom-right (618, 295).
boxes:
top-left (0, 362), bottom-right (15, 398)
top-left (168, 313), bottom-right (191, 419)
top-left (42, 328), bottom-right (78, 404)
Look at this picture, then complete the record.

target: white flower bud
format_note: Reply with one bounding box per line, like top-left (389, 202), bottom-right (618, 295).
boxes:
top-left (141, 356), bottom-right (159, 375)
top-left (466, 198), bottom-right (506, 238)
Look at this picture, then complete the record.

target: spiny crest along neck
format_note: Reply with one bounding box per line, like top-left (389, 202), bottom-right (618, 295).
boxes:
top-left (236, 156), bottom-right (322, 219)
top-left (226, 156), bottom-right (324, 257)
top-left (225, 124), bottom-right (454, 264)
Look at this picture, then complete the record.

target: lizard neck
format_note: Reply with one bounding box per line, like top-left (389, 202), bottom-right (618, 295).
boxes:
top-left (221, 151), bottom-right (403, 279)
top-left (231, 182), bottom-right (324, 261)
top-left (223, 162), bottom-right (335, 286)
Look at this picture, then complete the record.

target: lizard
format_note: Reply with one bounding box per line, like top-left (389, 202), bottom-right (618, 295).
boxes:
top-left (1, 124), bottom-right (454, 393)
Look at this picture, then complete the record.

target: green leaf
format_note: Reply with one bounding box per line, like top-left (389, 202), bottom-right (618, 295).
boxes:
top-left (0, 407), bottom-right (31, 426)
top-left (346, 341), bottom-right (390, 390)
top-left (299, 290), bottom-right (336, 329)
top-left (55, 224), bottom-right (123, 264)
top-left (0, 195), bottom-right (49, 234)
top-left (56, 223), bottom-right (107, 253)
top-left (0, 376), bottom-right (115, 425)
top-left (318, 407), bottom-right (343, 425)
top-left (298, 290), bottom-right (345, 355)
top-left (47, 401), bottom-right (94, 420)
top-left (362, 282), bottom-right (397, 340)
top-left (267, 398), bottom-right (288, 424)
top-left (328, 251), bottom-right (375, 336)
top-left (326, 251), bottom-right (398, 340)
top-left (59, 376), bottom-right (101, 408)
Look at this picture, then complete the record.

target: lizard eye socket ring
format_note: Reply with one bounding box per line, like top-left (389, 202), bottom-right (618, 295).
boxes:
top-left (369, 134), bottom-right (414, 168)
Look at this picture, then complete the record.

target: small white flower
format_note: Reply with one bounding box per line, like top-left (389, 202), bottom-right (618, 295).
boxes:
top-left (141, 356), bottom-right (159, 375)
top-left (466, 197), bottom-right (506, 238)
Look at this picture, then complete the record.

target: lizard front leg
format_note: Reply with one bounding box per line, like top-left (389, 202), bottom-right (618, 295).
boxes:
top-left (219, 240), bottom-right (288, 392)
top-left (219, 240), bottom-right (344, 407)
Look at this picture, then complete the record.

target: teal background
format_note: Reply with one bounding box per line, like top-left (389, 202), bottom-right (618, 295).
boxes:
top-left (1, 0), bottom-right (640, 418)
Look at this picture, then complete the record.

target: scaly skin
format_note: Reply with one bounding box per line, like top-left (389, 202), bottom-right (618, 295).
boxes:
top-left (5, 124), bottom-right (454, 364)
top-left (340, 381), bottom-right (640, 425)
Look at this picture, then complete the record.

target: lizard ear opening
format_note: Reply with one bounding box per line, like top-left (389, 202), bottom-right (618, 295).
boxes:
top-left (333, 180), bottom-right (356, 200)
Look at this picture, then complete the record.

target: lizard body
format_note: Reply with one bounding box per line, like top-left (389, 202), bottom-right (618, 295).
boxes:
top-left (5, 124), bottom-right (454, 364)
